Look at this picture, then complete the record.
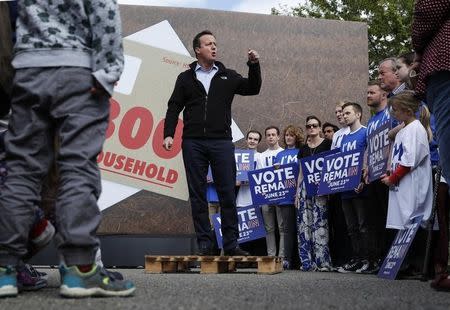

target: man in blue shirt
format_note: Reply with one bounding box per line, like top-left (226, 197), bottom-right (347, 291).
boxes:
top-left (338, 102), bottom-right (376, 274)
top-left (340, 103), bottom-right (367, 153)
top-left (365, 81), bottom-right (395, 270)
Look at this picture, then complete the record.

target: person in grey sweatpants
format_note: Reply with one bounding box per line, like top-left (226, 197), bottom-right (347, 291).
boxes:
top-left (1, 67), bottom-right (109, 264)
top-left (0, 0), bottom-right (135, 298)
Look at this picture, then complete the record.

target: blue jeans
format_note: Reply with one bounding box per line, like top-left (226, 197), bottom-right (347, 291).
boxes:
top-left (427, 71), bottom-right (450, 192)
top-left (182, 139), bottom-right (238, 251)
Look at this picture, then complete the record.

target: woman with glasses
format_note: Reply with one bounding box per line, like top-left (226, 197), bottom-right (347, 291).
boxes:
top-left (296, 116), bottom-right (332, 271)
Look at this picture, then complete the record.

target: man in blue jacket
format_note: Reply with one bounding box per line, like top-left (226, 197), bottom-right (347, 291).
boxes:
top-left (163, 30), bottom-right (262, 256)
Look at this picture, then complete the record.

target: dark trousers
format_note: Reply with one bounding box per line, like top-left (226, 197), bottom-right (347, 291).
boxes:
top-left (182, 139), bottom-right (238, 251)
top-left (341, 197), bottom-right (374, 260)
top-left (367, 180), bottom-right (395, 260)
top-left (434, 181), bottom-right (449, 274)
top-left (328, 194), bottom-right (351, 266)
top-left (427, 71), bottom-right (450, 190)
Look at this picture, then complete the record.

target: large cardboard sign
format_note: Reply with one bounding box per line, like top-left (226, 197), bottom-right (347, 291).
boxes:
top-left (317, 149), bottom-right (364, 195)
top-left (300, 149), bottom-right (339, 197)
top-left (367, 122), bottom-right (391, 182)
top-left (211, 205), bottom-right (266, 248)
top-left (378, 216), bottom-right (423, 280)
top-left (248, 163), bottom-right (298, 205)
top-left (98, 39), bottom-right (194, 201)
top-left (97, 20), bottom-right (192, 211)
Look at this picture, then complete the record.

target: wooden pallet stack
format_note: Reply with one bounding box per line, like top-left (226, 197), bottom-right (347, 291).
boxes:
top-left (145, 255), bottom-right (283, 275)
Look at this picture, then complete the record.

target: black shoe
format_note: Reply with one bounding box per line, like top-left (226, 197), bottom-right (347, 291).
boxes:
top-left (397, 265), bottom-right (422, 280)
top-left (224, 247), bottom-right (249, 256)
top-left (360, 260), bottom-right (380, 274)
top-left (337, 259), bottom-right (363, 273)
top-left (195, 247), bottom-right (220, 256)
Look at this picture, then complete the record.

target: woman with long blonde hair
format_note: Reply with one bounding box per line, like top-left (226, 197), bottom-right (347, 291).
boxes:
top-left (381, 91), bottom-right (433, 230)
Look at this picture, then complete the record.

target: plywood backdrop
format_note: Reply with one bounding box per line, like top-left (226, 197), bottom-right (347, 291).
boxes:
top-left (97, 5), bottom-right (368, 235)
top-left (0, 3), bottom-right (14, 93)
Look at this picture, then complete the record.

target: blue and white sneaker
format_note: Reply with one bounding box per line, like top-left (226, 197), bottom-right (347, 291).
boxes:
top-left (59, 265), bottom-right (135, 298)
top-left (0, 266), bottom-right (18, 298)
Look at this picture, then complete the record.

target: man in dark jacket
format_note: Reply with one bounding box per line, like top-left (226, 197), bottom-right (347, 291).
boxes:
top-left (163, 30), bottom-right (261, 256)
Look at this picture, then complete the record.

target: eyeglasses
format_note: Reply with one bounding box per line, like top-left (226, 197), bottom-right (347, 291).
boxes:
top-left (306, 124), bottom-right (319, 129)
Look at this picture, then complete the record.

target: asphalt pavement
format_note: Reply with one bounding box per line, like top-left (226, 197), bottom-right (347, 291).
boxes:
top-left (1, 268), bottom-right (449, 310)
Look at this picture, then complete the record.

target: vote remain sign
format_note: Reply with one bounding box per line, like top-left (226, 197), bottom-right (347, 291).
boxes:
top-left (211, 205), bottom-right (266, 248)
top-left (248, 163), bottom-right (298, 205)
top-left (299, 149), bottom-right (339, 197)
top-left (235, 149), bottom-right (254, 182)
top-left (98, 40), bottom-right (195, 201)
top-left (378, 216), bottom-right (423, 280)
top-left (367, 122), bottom-right (391, 182)
top-left (317, 149), bottom-right (364, 195)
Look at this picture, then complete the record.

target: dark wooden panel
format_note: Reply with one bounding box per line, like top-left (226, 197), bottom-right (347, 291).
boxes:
top-left (0, 3), bottom-right (14, 93)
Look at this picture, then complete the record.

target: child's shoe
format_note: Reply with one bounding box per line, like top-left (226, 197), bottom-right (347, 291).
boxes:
top-left (26, 264), bottom-right (48, 280)
top-left (59, 264), bottom-right (135, 298)
top-left (0, 266), bottom-right (18, 298)
top-left (282, 259), bottom-right (291, 270)
top-left (16, 264), bottom-right (47, 291)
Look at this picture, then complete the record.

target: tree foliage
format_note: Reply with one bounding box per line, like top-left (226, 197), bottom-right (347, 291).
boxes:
top-left (272, 0), bottom-right (414, 74)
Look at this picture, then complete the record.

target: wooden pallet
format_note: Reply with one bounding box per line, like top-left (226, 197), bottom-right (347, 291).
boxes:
top-left (145, 255), bottom-right (283, 274)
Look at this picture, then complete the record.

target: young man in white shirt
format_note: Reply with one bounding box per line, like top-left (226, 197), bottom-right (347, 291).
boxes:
top-left (329, 100), bottom-right (352, 267)
top-left (331, 101), bottom-right (351, 151)
top-left (236, 130), bottom-right (262, 208)
top-left (257, 126), bottom-right (284, 258)
top-left (236, 130), bottom-right (266, 256)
